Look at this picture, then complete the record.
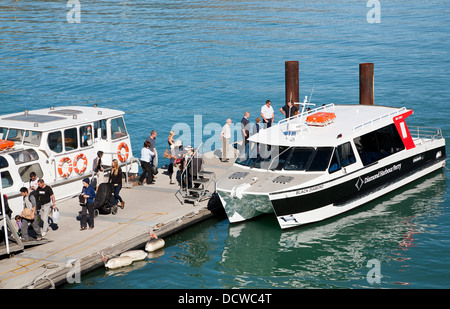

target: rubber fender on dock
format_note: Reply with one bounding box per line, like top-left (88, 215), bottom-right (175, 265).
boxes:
top-left (104, 256), bottom-right (133, 269)
top-left (145, 238), bottom-right (165, 252)
top-left (120, 250), bottom-right (148, 262)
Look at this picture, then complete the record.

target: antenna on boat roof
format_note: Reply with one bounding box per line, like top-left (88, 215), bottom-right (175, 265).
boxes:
top-left (308, 85), bottom-right (315, 104)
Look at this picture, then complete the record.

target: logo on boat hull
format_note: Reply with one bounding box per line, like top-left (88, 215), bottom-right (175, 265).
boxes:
top-left (355, 163), bottom-right (402, 191)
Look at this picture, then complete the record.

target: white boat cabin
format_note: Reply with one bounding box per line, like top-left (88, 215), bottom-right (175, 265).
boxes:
top-left (0, 106), bottom-right (138, 216)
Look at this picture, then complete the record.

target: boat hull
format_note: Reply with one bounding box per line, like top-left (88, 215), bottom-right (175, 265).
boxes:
top-left (271, 145), bottom-right (446, 229)
top-left (217, 190), bottom-right (272, 223)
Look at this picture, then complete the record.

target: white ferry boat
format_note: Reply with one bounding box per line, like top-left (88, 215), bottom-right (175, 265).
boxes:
top-left (216, 103), bottom-right (446, 229)
top-left (0, 106), bottom-right (139, 216)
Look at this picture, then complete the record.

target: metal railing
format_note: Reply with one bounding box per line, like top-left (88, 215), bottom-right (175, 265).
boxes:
top-left (177, 142), bottom-right (204, 193)
top-left (101, 151), bottom-right (139, 188)
top-left (409, 126), bottom-right (443, 142)
top-left (278, 103), bottom-right (335, 139)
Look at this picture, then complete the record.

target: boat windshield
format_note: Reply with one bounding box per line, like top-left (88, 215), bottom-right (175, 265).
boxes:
top-left (236, 142), bottom-right (334, 172)
top-left (236, 142), bottom-right (288, 170)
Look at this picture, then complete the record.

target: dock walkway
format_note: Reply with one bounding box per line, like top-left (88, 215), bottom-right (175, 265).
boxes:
top-left (0, 153), bottom-right (233, 289)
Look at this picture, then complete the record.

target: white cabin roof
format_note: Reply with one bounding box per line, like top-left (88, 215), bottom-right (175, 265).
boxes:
top-left (250, 104), bottom-right (412, 147)
top-left (0, 106), bottom-right (125, 132)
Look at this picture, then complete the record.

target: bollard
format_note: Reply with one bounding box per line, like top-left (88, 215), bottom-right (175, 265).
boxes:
top-left (285, 61), bottom-right (299, 111)
top-left (359, 63), bottom-right (374, 105)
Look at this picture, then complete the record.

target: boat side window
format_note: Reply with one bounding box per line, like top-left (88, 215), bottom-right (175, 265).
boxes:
top-left (328, 149), bottom-right (341, 173)
top-left (64, 128), bottom-right (78, 151)
top-left (284, 147), bottom-right (314, 171)
top-left (306, 147), bottom-right (333, 171)
top-left (0, 156), bottom-right (8, 168)
top-left (6, 129), bottom-right (24, 144)
top-left (9, 149), bottom-right (39, 165)
top-left (94, 120), bottom-right (107, 140)
top-left (354, 124), bottom-right (405, 166)
top-left (111, 117), bottom-right (128, 140)
top-left (1, 171), bottom-right (13, 189)
top-left (18, 163), bottom-right (44, 182)
top-left (47, 131), bottom-right (63, 153)
top-left (23, 130), bottom-right (42, 146)
top-left (0, 127), bottom-right (7, 140)
top-left (80, 125), bottom-right (93, 147)
top-left (327, 142), bottom-right (357, 174)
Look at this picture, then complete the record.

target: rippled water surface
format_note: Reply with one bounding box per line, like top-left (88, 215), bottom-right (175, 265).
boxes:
top-left (1, 0), bottom-right (449, 289)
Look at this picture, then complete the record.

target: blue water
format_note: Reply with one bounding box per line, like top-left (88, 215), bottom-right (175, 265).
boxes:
top-left (1, 0), bottom-right (449, 289)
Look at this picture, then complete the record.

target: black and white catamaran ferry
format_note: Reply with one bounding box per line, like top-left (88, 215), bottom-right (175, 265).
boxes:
top-left (216, 102), bottom-right (446, 229)
top-left (0, 106), bottom-right (138, 216)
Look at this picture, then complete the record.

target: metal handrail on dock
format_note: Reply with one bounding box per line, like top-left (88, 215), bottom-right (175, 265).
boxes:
top-left (175, 143), bottom-right (216, 205)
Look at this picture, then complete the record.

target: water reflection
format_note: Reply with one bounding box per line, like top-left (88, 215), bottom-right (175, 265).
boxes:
top-left (219, 171), bottom-right (447, 288)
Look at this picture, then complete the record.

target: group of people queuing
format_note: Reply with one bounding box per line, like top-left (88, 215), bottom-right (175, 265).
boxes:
top-left (14, 175), bottom-right (56, 241)
top-left (11, 149), bottom-right (129, 240)
top-left (137, 129), bottom-right (204, 188)
top-left (220, 99), bottom-right (299, 161)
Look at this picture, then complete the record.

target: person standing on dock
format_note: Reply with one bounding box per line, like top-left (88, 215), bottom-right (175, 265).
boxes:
top-left (138, 141), bottom-right (154, 185)
top-left (221, 118), bottom-right (232, 162)
top-left (93, 151), bottom-right (104, 192)
top-left (109, 159), bottom-right (125, 209)
top-left (36, 179), bottom-right (56, 237)
top-left (19, 187), bottom-right (42, 241)
top-left (261, 100), bottom-right (274, 128)
top-left (241, 112), bottom-right (250, 146)
top-left (167, 131), bottom-right (177, 184)
top-left (146, 130), bottom-right (158, 175)
top-left (80, 178), bottom-right (96, 230)
top-left (253, 117), bottom-right (261, 135)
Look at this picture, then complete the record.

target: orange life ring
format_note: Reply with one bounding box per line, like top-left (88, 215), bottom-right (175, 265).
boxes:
top-left (58, 157), bottom-right (73, 178)
top-left (73, 153), bottom-right (88, 174)
top-left (117, 142), bottom-right (129, 162)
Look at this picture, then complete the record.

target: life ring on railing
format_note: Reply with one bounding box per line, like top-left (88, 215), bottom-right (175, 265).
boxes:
top-left (73, 153), bottom-right (88, 174)
top-left (117, 142), bottom-right (129, 162)
top-left (58, 157), bottom-right (73, 178)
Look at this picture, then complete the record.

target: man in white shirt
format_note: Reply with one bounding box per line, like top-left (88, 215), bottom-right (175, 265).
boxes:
top-left (29, 172), bottom-right (39, 191)
top-left (138, 141), bottom-right (155, 185)
top-left (221, 118), bottom-right (232, 162)
top-left (261, 100), bottom-right (275, 128)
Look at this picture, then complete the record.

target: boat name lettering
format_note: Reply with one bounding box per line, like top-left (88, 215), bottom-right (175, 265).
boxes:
top-left (364, 164), bottom-right (401, 184)
top-left (296, 184), bottom-right (324, 195)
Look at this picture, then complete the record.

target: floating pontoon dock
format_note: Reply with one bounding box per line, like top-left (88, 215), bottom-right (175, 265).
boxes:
top-left (0, 152), bottom-right (232, 289)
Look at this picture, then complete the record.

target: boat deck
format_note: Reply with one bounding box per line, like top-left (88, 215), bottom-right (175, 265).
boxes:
top-left (0, 152), bottom-right (233, 289)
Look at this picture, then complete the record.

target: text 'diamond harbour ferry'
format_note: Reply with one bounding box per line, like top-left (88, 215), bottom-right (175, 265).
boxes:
top-left (0, 106), bottom-right (139, 216)
top-left (216, 103), bottom-right (446, 229)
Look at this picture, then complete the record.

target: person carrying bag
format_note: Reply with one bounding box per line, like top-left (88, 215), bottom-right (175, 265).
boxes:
top-left (19, 187), bottom-right (42, 241)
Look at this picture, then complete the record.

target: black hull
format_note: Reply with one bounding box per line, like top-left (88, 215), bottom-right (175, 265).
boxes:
top-left (271, 146), bottom-right (446, 217)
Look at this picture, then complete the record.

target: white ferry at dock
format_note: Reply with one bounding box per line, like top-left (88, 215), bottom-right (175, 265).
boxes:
top-left (0, 106), bottom-right (139, 216)
top-left (216, 103), bottom-right (447, 229)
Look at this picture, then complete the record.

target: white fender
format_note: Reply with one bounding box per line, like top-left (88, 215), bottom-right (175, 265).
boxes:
top-left (145, 238), bottom-right (165, 252)
top-left (120, 250), bottom-right (147, 262)
top-left (104, 256), bottom-right (133, 269)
